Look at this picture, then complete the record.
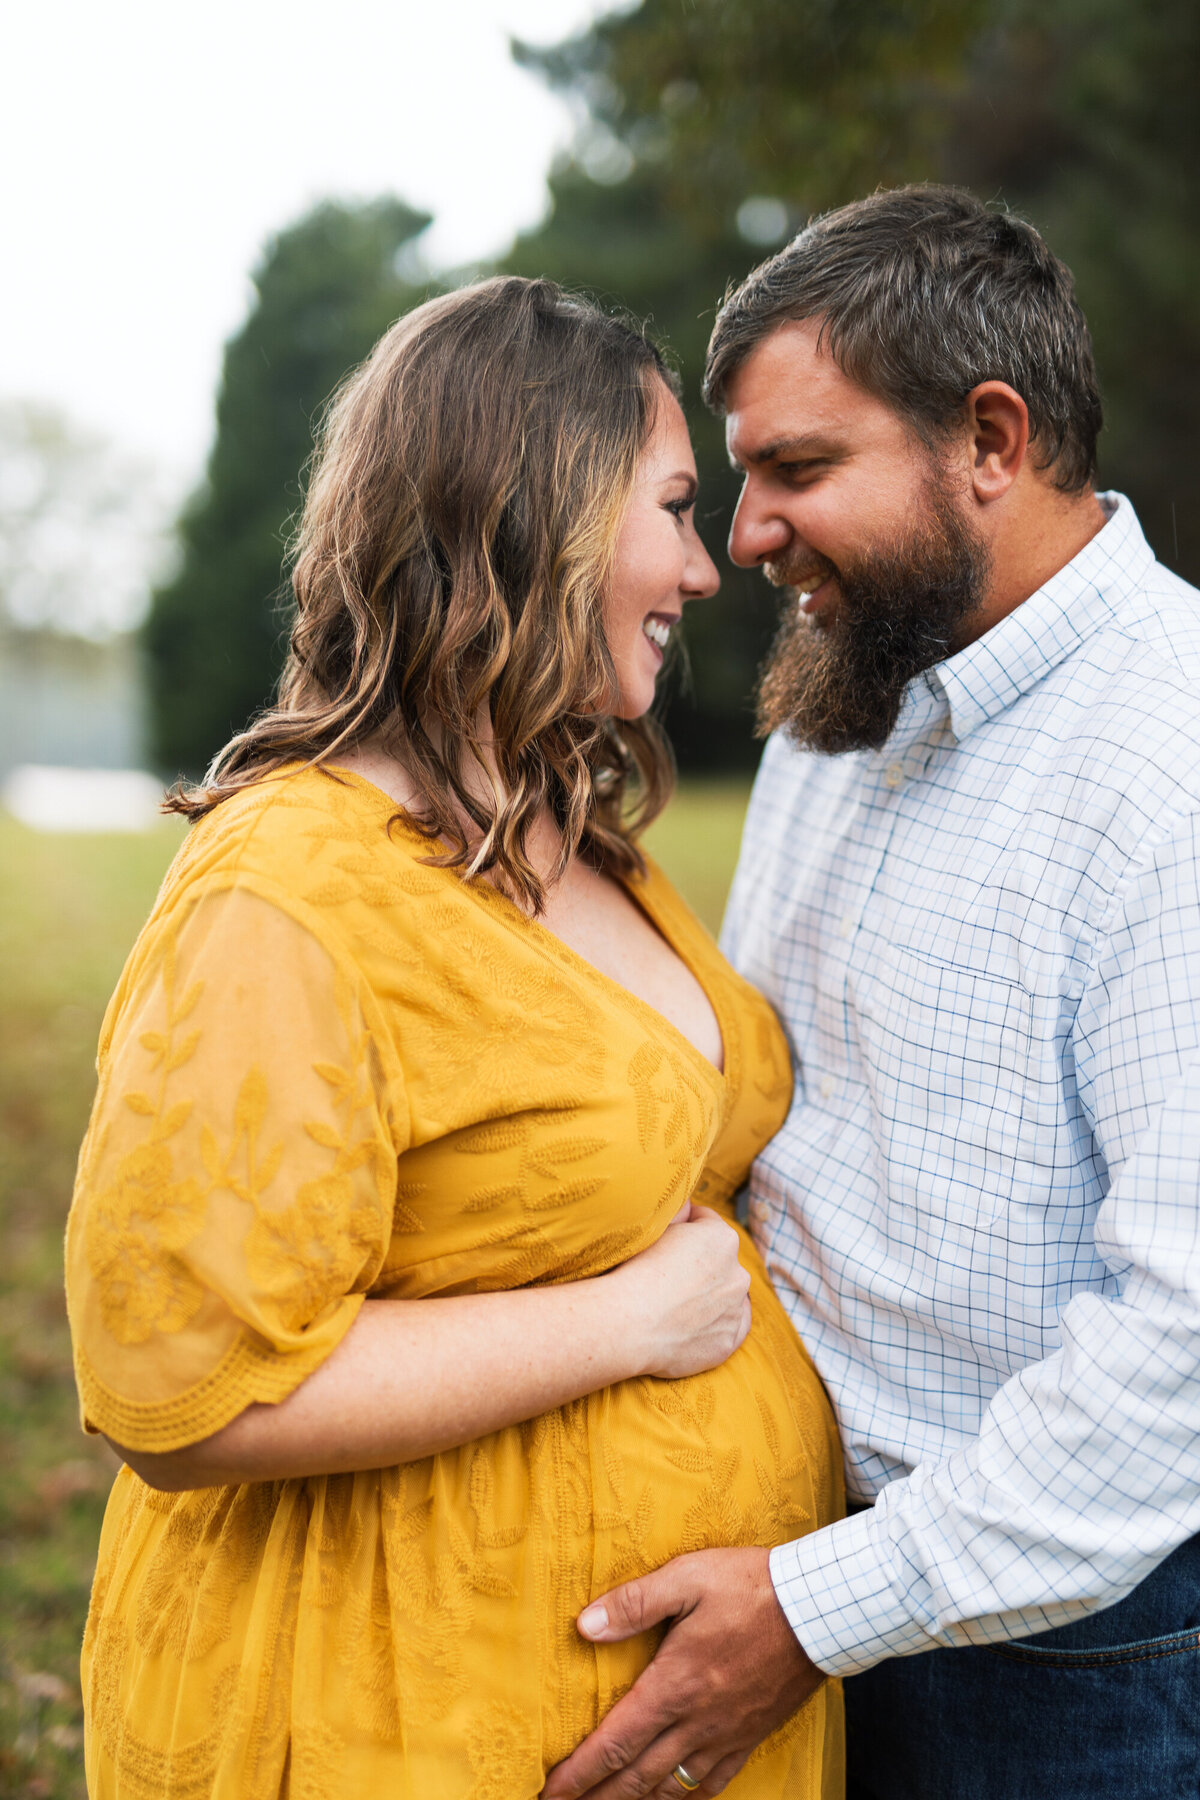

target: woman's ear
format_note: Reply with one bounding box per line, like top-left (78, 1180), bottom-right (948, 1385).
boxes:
top-left (963, 381), bottom-right (1029, 502)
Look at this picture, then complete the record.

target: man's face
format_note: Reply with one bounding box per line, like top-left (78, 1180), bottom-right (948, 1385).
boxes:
top-left (723, 320), bottom-right (990, 753)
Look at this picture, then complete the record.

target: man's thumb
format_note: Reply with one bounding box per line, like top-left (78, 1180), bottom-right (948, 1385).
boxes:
top-left (576, 1564), bottom-right (687, 1642)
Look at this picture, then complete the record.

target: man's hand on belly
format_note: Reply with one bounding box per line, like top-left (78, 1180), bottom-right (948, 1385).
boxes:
top-left (540, 1546), bottom-right (823, 1799)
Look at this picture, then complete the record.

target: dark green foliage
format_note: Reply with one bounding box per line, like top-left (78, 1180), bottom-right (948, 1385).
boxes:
top-left (144, 200), bottom-right (433, 778)
top-left (939, 0), bottom-right (1200, 578)
top-left (509, 0), bottom-right (1199, 766)
top-left (516, 0), bottom-right (989, 232)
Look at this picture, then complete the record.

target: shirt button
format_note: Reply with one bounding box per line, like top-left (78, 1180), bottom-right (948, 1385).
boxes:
top-left (839, 915), bottom-right (853, 938)
top-left (819, 1074), bottom-right (835, 1099)
top-left (749, 1197), bottom-right (768, 1224)
top-left (884, 762), bottom-right (904, 789)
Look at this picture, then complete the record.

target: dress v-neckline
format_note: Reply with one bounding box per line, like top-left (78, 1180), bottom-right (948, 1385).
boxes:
top-left (494, 868), bottom-right (729, 1085)
top-left (324, 762), bottom-right (729, 1088)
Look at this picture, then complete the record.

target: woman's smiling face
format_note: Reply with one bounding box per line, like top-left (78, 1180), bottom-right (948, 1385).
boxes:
top-left (605, 385), bottom-right (720, 720)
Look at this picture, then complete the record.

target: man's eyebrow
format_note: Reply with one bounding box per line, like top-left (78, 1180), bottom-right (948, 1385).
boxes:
top-left (733, 433), bottom-right (842, 467)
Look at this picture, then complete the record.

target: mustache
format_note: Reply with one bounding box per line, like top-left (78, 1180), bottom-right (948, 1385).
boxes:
top-left (763, 550), bottom-right (838, 594)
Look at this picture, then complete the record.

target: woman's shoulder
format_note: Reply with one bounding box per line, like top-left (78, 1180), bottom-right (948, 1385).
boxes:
top-left (156, 763), bottom-right (424, 919)
top-left (104, 766), bottom-right (432, 1030)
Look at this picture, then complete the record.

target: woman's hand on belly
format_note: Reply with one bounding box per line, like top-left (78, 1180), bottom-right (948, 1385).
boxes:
top-left (104, 1203), bottom-right (751, 1491)
top-left (610, 1202), bottom-right (751, 1380)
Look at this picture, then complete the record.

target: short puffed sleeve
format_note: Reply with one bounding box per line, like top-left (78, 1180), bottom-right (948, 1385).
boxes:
top-left (65, 882), bottom-right (404, 1453)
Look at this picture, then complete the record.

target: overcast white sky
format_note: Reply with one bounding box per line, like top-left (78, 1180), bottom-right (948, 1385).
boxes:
top-left (4, 0), bottom-right (611, 493)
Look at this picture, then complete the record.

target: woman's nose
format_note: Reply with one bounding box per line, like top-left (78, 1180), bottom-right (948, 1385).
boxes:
top-left (685, 529), bottom-right (721, 600)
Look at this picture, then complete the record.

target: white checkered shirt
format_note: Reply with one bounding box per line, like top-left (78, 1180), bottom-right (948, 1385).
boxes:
top-left (721, 495), bottom-right (1200, 1675)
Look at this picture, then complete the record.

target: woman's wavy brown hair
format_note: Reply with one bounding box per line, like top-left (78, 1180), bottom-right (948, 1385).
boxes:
top-left (168, 276), bottom-right (682, 911)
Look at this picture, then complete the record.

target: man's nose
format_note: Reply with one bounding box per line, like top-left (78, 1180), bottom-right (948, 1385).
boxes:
top-left (727, 482), bottom-right (791, 569)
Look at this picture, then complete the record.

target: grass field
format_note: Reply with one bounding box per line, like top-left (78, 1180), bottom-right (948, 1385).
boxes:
top-left (0, 778), bottom-right (751, 1795)
top-left (0, 814), bottom-right (188, 1798)
top-left (641, 779), bottom-right (753, 937)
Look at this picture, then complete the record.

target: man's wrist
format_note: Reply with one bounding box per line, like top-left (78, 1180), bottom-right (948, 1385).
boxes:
top-left (769, 1508), bottom-right (933, 1677)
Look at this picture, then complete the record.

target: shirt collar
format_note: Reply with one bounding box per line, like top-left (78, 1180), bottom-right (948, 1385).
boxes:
top-left (928, 493), bottom-right (1154, 745)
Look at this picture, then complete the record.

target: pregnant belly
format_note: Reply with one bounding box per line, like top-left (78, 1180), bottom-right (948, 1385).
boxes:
top-left (85, 1250), bottom-right (842, 1793)
top-left (515, 1247), bottom-right (844, 1761)
top-left (584, 1251), bottom-right (843, 1600)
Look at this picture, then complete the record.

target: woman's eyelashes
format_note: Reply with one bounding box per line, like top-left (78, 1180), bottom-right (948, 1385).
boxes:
top-left (664, 493), bottom-right (697, 520)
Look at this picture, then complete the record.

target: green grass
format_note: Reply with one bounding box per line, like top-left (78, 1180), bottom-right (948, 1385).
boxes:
top-left (0, 815), bottom-right (187, 1799)
top-left (0, 782), bottom-right (749, 1795)
top-left (642, 779), bottom-right (752, 936)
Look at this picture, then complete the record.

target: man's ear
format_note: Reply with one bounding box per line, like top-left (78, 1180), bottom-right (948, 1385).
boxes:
top-left (963, 382), bottom-right (1029, 501)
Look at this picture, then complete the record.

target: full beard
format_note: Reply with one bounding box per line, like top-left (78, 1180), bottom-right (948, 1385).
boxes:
top-left (755, 480), bottom-right (992, 755)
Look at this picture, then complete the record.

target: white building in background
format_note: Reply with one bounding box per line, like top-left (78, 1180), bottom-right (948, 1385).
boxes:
top-left (0, 628), bottom-right (146, 781)
top-left (0, 627), bottom-right (166, 830)
top-left (0, 397), bottom-right (175, 821)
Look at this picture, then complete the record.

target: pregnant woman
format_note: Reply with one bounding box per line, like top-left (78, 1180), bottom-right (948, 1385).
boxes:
top-left (65, 277), bottom-right (844, 1799)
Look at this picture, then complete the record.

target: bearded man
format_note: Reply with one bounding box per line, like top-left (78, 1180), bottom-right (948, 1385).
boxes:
top-left (545, 186), bottom-right (1200, 1799)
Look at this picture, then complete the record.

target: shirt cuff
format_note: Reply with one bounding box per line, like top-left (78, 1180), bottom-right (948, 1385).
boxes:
top-left (769, 1508), bottom-right (937, 1676)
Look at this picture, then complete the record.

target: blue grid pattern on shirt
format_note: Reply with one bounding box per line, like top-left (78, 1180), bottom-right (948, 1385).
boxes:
top-left (722, 498), bottom-right (1200, 1673)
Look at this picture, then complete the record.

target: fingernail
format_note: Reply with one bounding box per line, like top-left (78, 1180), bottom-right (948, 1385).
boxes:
top-left (579, 1604), bottom-right (608, 1637)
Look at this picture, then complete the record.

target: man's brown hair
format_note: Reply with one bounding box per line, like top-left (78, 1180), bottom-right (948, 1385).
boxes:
top-left (705, 184), bottom-right (1103, 493)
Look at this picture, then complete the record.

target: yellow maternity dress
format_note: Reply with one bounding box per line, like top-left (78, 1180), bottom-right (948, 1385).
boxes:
top-left (65, 765), bottom-right (844, 1800)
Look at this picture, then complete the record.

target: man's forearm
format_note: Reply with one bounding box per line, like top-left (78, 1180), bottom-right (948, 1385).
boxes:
top-left (772, 1289), bottom-right (1200, 1674)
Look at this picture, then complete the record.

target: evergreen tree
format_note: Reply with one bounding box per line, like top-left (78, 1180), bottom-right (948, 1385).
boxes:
top-left (144, 198), bottom-right (432, 777)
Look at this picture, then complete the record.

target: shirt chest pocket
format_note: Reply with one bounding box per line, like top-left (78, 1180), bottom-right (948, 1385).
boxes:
top-left (854, 942), bottom-right (1035, 1221)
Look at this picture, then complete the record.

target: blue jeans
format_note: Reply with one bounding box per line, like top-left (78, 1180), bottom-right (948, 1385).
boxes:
top-left (844, 1533), bottom-right (1200, 1798)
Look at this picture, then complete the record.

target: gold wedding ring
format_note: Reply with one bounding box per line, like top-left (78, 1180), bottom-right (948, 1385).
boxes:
top-left (671, 1766), bottom-right (701, 1793)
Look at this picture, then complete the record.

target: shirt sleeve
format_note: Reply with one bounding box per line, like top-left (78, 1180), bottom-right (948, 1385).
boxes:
top-left (65, 880), bottom-right (404, 1454)
top-left (770, 805), bottom-right (1200, 1674)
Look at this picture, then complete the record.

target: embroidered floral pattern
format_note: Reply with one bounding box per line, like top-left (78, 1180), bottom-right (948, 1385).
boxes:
top-left (68, 768), bottom-right (840, 1800)
top-left (84, 940), bottom-right (207, 1344)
